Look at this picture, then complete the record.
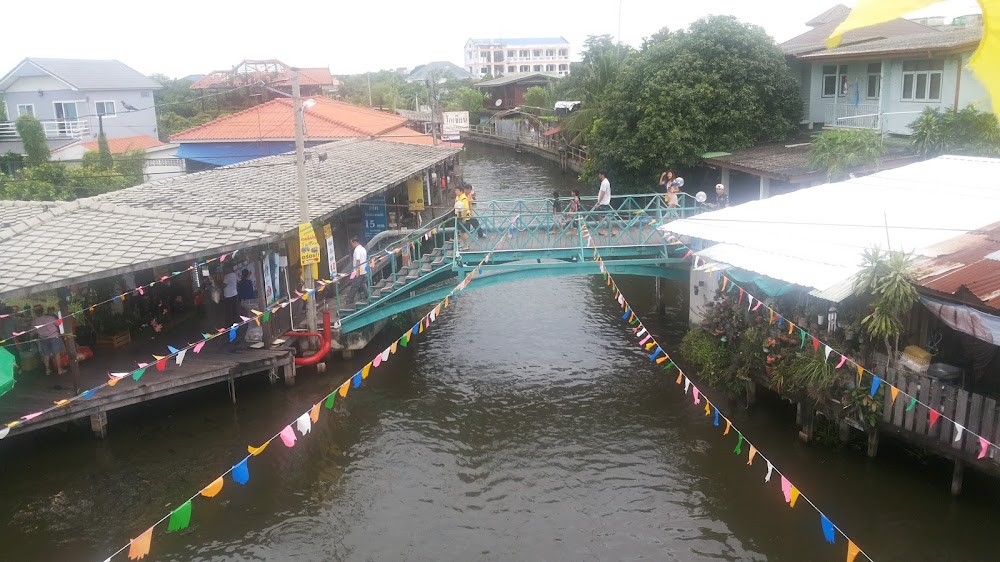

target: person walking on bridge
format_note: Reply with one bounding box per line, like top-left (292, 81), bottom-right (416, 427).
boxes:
top-left (454, 186), bottom-right (471, 250)
top-left (463, 183), bottom-right (485, 240)
top-left (592, 170), bottom-right (617, 236)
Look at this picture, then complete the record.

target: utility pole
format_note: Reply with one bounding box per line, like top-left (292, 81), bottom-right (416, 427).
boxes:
top-left (292, 70), bottom-right (317, 332)
top-left (426, 79), bottom-right (438, 146)
top-left (367, 72), bottom-right (373, 107)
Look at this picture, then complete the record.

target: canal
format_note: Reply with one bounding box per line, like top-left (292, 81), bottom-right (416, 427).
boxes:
top-left (1, 144), bottom-right (999, 561)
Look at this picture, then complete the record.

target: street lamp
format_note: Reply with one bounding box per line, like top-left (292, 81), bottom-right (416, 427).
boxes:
top-left (292, 69), bottom-right (318, 332)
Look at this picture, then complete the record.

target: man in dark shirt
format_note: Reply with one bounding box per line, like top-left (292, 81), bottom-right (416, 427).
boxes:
top-left (236, 269), bottom-right (256, 319)
top-left (709, 183), bottom-right (729, 209)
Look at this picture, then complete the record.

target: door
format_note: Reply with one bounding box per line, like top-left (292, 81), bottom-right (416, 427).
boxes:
top-left (53, 101), bottom-right (79, 136)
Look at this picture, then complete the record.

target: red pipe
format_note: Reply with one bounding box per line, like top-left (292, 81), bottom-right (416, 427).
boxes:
top-left (283, 310), bottom-right (332, 366)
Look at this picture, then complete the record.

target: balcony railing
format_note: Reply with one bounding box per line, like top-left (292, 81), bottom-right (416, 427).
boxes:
top-left (824, 103), bottom-right (880, 130)
top-left (0, 119), bottom-right (91, 140)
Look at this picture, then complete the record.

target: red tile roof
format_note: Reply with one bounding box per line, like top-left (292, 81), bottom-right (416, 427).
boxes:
top-left (80, 135), bottom-right (166, 153)
top-left (169, 97), bottom-right (434, 145)
top-left (914, 222), bottom-right (1000, 310)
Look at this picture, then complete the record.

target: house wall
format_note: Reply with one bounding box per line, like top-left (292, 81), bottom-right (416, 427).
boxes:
top-left (1, 78), bottom-right (158, 140)
top-left (802, 50), bottom-right (991, 135)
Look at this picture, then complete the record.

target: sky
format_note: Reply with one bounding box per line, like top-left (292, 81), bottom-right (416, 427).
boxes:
top-left (0, 0), bottom-right (984, 79)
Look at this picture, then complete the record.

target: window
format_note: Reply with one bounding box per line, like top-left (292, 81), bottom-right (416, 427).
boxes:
top-left (520, 65), bottom-right (530, 72)
top-left (545, 49), bottom-right (554, 56)
top-left (508, 65), bottom-right (516, 73)
top-left (507, 50), bottom-right (515, 58)
top-left (480, 67), bottom-right (488, 74)
top-left (533, 65), bottom-right (542, 71)
top-left (520, 50), bottom-right (529, 58)
top-left (866, 63), bottom-right (881, 99)
top-left (559, 49), bottom-right (568, 57)
top-left (494, 51), bottom-right (504, 62)
top-left (558, 64), bottom-right (568, 71)
top-left (533, 50), bottom-right (541, 57)
top-left (821, 64), bottom-right (848, 97)
top-left (16, 104), bottom-right (34, 117)
top-left (140, 90), bottom-right (150, 98)
top-left (902, 60), bottom-right (944, 101)
top-left (546, 64), bottom-right (556, 71)
top-left (96, 101), bottom-right (116, 117)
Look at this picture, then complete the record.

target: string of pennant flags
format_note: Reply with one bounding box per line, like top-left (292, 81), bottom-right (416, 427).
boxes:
top-left (97, 218), bottom-right (517, 561)
top-left (581, 222), bottom-right (872, 562)
top-left (0, 230), bottom-right (449, 435)
top-left (657, 230), bottom-right (1000, 462)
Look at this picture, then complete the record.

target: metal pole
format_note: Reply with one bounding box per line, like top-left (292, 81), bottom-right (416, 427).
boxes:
top-left (292, 70), bottom-right (317, 332)
top-left (427, 79), bottom-right (439, 146)
top-left (367, 72), bottom-right (373, 107)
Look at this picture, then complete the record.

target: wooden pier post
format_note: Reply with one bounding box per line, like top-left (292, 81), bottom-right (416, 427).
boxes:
top-left (797, 403), bottom-right (815, 442)
top-left (90, 410), bottom-right (107, 439)
top-left (838, 420), bottom-right (851, 444)
top-left (746, 380), bottom-right (757, 406)
top-left (282, 362), bottom-right (296, 386)
top-left (867, 430), bottom-right (880, 457)
top-left (951, 460), bottom-right (965, 496)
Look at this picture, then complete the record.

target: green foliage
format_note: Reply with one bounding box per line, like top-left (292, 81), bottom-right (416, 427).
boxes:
top-left (854, 247), bottom-right (917, 362)
top-left (442, 86), bottom-right (489, 114)
top-left (588, 16), bottom-right (801, 188)
top-left (522, 86), bottom-right (556, 114)
top-left (680, 328), bottom-right (735, 390)
top-left (775, 352), bottom-right (840, 403)
top-left (150, 74), bottom-right (233, 140)
top-left (0, 151), bottom-right (23, 176)
top-left (96, 133), bottom-right (114, 171)
top-left (0, 148), bottom-right (145, 201)
top-left (15, 115), bottom-right (50, 164)
top-left (808, 129), bottom-right (883, 180)
top-left (555, 35), bottom-right (634, 147)
top-left (843, 384), bottom-right (884, 428)
top-left (910, 106), bottom-right (1000, 158)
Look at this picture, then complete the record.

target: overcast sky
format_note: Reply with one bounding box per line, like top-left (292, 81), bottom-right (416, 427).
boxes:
top-left (0, 0), bottom-right (983, 79)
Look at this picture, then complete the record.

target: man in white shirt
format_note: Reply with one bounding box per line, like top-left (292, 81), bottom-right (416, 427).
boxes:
top-left (350, 237), bottom-right (369, 302)
top-left (351, 237), bottom-right (368, 267)
top-left (222, 267), bottom-right (239, 324)
top-left (592, 170), bottom-right (617, 236)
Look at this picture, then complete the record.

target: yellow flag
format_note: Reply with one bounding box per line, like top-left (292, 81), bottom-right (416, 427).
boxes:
top-left (856, 364), bottom-right (864, 386)
top-left (362, 363), bottom-right (372, 379)
top-left (200, 477), bottom-right (224, 497)
top-left (248, 441), bottom-right (269, 456)
top-left (847, 540), bottom-right (861, 562)
top-left (645, 342), bottom-right (656, 350)
top-left (827, 0), bottom-right (943, 47)
top-left (890, 385), bottom-right (900, 403)
top-left (704, 402), bottom-right (711, 416)
top-left (789, 486), bottom-right (800, 508)
top-left (127, 527), bottom-right (153, 560)
top-left (338, 383), bottom-right (349, 398)
top-left (54, 399), bottom-right (70, 407)
top-left (390, 341), bottom-right (398, 355)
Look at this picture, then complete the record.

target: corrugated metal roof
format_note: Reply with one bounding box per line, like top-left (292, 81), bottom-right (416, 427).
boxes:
top-left (661, 155), bottom-right (1000, 297)
top-left (474, 73), bottom-right (561, 88)
top-left (798, 26), bottom-right (982, 59)
top-left (913, 222), bottom-right (1000, 310)
top-left (0, 58), bottom-right (162, 91)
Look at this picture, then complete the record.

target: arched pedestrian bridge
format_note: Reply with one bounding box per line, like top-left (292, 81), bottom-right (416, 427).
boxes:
top-left (331, 195), bottom-right (699, 333)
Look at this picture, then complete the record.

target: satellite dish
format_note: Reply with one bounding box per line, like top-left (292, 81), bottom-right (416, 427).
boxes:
top-left (675, 177), bottom-right (685, 187)
top-left (695, 191), bottom-right (707, 203)
top-left (495, 99), bottom-right (503, 107)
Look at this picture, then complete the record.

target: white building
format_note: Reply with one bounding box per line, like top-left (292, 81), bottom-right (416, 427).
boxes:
top-left (464, 37), bottom-right (571, 77)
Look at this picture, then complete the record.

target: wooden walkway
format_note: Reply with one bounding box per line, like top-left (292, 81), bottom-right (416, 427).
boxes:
top-left (0, 339), bottom-right (295, 439)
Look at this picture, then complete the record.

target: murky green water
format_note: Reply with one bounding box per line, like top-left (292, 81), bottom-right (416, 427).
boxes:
top-left (1, 144), bottom-right (998, 561)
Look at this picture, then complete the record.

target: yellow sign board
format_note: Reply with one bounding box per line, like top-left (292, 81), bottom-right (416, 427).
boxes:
top-left (299, 223), bottom-right (321, 266)
top-left (407, 177), bottom-right (425, 211)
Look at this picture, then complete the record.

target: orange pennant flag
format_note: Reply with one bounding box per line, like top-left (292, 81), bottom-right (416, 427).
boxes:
top-left (789, 486), bottom-right (800, 508)
top-left (54, 399), bottom-right (70, 407)
top-left (655, 355), bottom-right (669, 365)
top-left (390, 341), bottom-right (398, 355)
top-left (361, 363), bottom-right (372, 379)
top-left (890, 385), bottom-right (900, 404)
top-left (788, 322), bottom-right (794, 335)
top-left (444, 296), bottom-right (450, 308)
top-left (721, 277), bottom-right (728, 291)
top-left (201, 477), bottom-right (224, 498)
top-left (127, 526), bottom-right (153, 560)
top-left (338, 383), bottom-right (349, 398)
top-left (248, 441), bottom-right (269, 456)
top-left (676, 372), bottom-right (683, 385)
top-left (856, 364), bottom-right (864, 386)
top-left (747, 445), bottom-right (757, 466)
top-left (310, 403), bottom-right (321, 423)
top-left (769, 309), bottom-right (775, 324)
top-left (704, 401), bottom-right (711, 416)
top-left (847, 540), bottom-right (861, 562)
top-left (724, 419), bottom-right (731, 436)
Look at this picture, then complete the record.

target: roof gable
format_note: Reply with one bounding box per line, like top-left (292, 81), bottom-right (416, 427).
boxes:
top-left (782, 15), bottom-right (938, 56)
top-left (0, 58), bottom-right (162, 92)
top-left (805, 4), bottom-right (851, 27)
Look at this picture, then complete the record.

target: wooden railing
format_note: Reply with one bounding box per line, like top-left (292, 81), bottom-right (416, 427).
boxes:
top-left (466, 124), bottom-right (588, 168)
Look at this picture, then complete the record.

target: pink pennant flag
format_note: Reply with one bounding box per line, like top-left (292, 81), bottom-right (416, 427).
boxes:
top-left (692, 386), bottom-right (700, 405)
top-left (137, 287), bottom-right (144, 296)
top-left (780, 476), bottom-right (792, 503)
top-left (979, 437), bottom-right (991, 459)
top-left (836, 354), bottom-right (847, 369)
top-left (752, 300), bottom-right (763, 311)
top-left (639, 335), bottom-right (652, 346)
top-left (372, 354), bottom-right (382, 368)
top-left (193, 340), bottom-right (207, 353)
top-left (20, 411), bottom-right (43, 421)
top-left (279, 425), bottom-right (297, 447)
top-left (240, 315), bottom-right (252, 323)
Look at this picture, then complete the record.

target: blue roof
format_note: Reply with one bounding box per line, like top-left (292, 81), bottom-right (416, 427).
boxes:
top-left (175, 141), bottom-right (323, 166)
top-left (470, 37), bottom-right (569, 46)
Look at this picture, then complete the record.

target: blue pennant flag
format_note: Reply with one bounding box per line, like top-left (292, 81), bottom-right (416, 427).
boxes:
top-left (713, 407), bottom-right (720, 427)
top-left (167, 345), bottom-right (180, 354)
top-left (232, 458), bottom-right (250, 485)
top-left (820, 514), bottom-right (836, 544)
top-left (229, 327), bottom-right (238, 342)
top-left (352, 372), bottom-right (362, 388)
top-left (622, 308), bottom-right (631, 321)
top-left (649, 347), bottom-right (663, 361)
top-left (870, 375), bottom-right (882, 397)
top-left (411, 324), bottom-right (420, 336)
top-left (81, 389), bottom-right (97, 399)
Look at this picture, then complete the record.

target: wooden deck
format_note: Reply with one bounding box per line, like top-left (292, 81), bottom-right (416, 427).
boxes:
top-left (0, 341), bottom-right (295, 439)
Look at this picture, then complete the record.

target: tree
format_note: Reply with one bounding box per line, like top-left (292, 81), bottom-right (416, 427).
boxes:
top-left (555, 35), bottom-right (635, 146)
top-left (15, 115), bottom-right (50, 165)
top-left (522, 86), bottom-right (555, 114)
top-left (588, 16), bottom-right (801, 188)
top-left (444, 86), bottom-right (489, 114)
top-left (96, 133), bottom-right (114, 171)
top-left (910, 106), bottom-right (1000, 158)
top-left (853, 247), bottom-right (918, 366)
top-left (808, 129), bottom-right (882, 180)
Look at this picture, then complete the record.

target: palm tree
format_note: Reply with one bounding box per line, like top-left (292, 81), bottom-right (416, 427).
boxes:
top-left (853, 247), bottom-right (918, 365)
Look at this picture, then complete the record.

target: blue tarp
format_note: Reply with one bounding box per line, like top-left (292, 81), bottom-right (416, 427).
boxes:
top-left (175, 142), bottom-right (317, 166)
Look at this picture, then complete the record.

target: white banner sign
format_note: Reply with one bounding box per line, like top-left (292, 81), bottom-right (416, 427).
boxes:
top-left (441, 111), bottom-right (470, 140)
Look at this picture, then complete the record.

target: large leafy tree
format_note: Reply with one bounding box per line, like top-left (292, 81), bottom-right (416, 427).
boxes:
top-left (589, 16), bottom-right (801, 187)
top-left (556, 35), bottom-right (635, 146)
